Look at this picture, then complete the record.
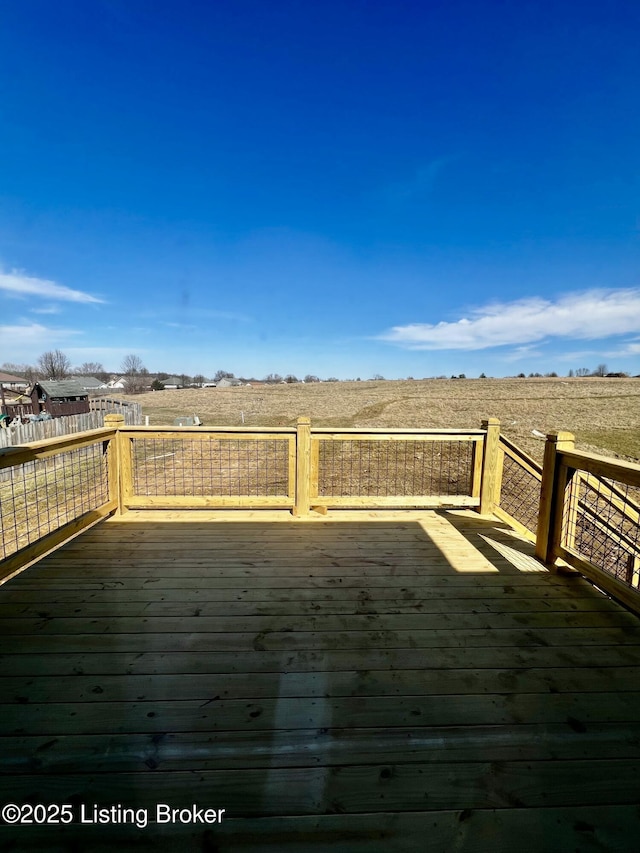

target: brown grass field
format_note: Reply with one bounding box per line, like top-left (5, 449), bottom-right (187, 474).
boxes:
top-left (125, 377), bottom-right (640, 463)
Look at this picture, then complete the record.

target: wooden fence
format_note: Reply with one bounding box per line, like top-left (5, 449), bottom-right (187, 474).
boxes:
top-left (89, 397), bottom-right (143, 419)
top-left (0, 405), bottom-right (142, 449)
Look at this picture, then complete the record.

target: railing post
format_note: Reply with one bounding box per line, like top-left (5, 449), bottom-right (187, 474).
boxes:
top-left (104, 413), bottom-right (124, 513)
top-left (293, 416), bottom-right (311, 516)
top-left (479, 418), bottom-right (501, 515)
top-left (535, 431), bottom-right (575, 565)
top-left (626, 554), bottom-right (640, 589)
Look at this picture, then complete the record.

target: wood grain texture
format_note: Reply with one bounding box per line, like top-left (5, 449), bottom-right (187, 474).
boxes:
top-left (1, 508), bottom-right (639, 849)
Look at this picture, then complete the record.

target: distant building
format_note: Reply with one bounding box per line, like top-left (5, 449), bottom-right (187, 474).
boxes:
top-left (29, 380), bottom-right (90, 417)
top-left (0, 371), bottom-right (29, 391)
top-left (73, 375), bottom-right (108, 392)
top-left (162, 375), bottom-right (186, 389)
top-left (107, 377), bottom-right (127, 390)
top-left (215, 377), bottom-right (243, 388)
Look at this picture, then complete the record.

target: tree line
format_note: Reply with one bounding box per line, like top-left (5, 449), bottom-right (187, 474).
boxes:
top-left (0, 351), bottom-right (334, 393)
top-left (1, 351), bottom-right (634, 393)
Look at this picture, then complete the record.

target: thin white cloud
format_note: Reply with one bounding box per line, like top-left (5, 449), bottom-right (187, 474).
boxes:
top-left (31, 305), bottom-right (62, 315)
top-left (0, 322), bottom-right (81, 346)
top-left (603, 339), bottom-right (640, 357)
top-left (65, 346), bottom-right (147, 361)
top-left (0, 268), bottom-right (104, 304)
top-left (556, 349), bottom-right (601, 362)
top-left (380, 289), bottom-right (640, 351)
top-left (503, 345), bottom-right (544, 362)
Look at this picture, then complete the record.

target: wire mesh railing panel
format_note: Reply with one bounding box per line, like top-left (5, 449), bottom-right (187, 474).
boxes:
top-left (316, 439), bottom-right (474, 498)
top-left (131, 437), bottom-right (292, 497)
top-left (0, 442), bottom-right (110, 561)
top-left (499, 450), bottom-right (542, 535)
top-left (562, 474), bottom-right (640, 589)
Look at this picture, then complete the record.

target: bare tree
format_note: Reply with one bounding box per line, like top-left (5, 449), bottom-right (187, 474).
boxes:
top-left (284, 374), bottom-right (298, 383)
top-left (214, 370), bottom-right (234, 382)
top-left (1, 362), bottom-right (40, 383)
top-left (120, 354), bottom-right (147, 394)
top-left (575, 367), bottom-right (590, 377)
top-left (75, 361), bottom-right (109, 383)
top-left (37, 350), bottom-right (71, 380)
top-left (304, 374), bottom-right (319, 383)
top-left (121, 354), bottom-right (144, 375)
top-left (592, 363), bottom-right (608, 377)
top-left (76, 361), bottom-right (104, 375)
top-left (192, 374), bottom-right (205, 387)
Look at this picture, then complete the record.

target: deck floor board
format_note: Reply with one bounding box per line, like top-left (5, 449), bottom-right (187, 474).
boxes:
top-left (1, 509), bottom-right (639, 850)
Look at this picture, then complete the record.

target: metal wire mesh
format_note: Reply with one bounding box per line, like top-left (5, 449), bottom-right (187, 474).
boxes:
top-left (132, 437), bottom-right (291, 497)
top-left (499, 451), bottom-right (542, 535)
top-left (562, 474), bottom-right (640, 589)
top-left (0, 442), bottom-right (109, 561)
top-left (316, 439), bottom-right (473, 498)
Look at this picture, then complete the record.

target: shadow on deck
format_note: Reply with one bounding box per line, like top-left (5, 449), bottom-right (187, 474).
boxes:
top-left (1, 509), bottom-right (640, 851)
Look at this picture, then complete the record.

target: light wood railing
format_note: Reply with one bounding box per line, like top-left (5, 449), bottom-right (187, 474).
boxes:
top-left (113, 418), bottom-right (487, 514)
top-left (0, 416), bottom-right (491, 577)
top-left (2, 415), bottom-right (639, 616)
top-left (492, 434), bottom-right (543, 541)
top-left (536, 432), bottom-right (640, 612)
top-left (0, 420), bottom-right (119, 580)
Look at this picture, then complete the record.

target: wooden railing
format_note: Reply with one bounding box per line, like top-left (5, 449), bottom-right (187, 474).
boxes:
top-left (112, 417), bottom-right (487, 514)
top-left (1, 415), bottom-right (639, 615)
top-left (0, 422), bottom-right (118, 580)
top-left (493, 434), bottom-right (542, 541)
top-left (0, 416), bottom-right (488, 577)
top-left (121, 423), bottom-right (298, 510)
top-left (535, 432), bottom-right (640, 612)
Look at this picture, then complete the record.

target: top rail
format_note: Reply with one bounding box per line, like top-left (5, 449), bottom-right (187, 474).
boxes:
top-left (559, 449), bottom-right (640, 489)
top-left (121, 424), bottom-right (297, 434)
top-left (310, 427), bottom-right (486, 435)
top-left (499, 435), bottom-right (542, 476)
top-left (120, 425), bottom-right (485, 436)
top-left (0, 427), bottom-right (116, 469)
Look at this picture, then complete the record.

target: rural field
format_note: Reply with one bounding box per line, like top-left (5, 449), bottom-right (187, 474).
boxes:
top-left (125, 377), bottom-right (640, 463)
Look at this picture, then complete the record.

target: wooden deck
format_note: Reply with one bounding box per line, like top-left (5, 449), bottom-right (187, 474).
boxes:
top-left (1, 509), bottom-right (640, 851)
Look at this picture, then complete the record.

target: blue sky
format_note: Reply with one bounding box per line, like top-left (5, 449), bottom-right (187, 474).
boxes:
top-left (1, 0), bottom-right (639, 379)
